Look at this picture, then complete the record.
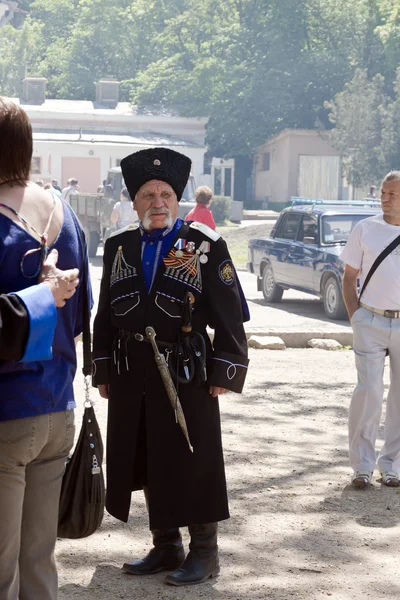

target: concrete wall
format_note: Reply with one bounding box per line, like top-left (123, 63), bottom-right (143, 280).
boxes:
top-left (254, 129), bottom-right (341, 209)
top-left (17, 98), bottom-right (207, 191)
top-left (288, 131), bottom-right (340, 201)
top-left (31, 140), bottom-right (205, 192)
top-left (61, 156), bottom-right (101, 191)
top-left (254, 134), bottom-right (290, 207)
top-left (24, 101), bottom-right (207, 148)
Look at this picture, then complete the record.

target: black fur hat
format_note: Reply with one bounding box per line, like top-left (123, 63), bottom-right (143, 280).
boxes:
top-left (120, 147), bottom-right (192, 202)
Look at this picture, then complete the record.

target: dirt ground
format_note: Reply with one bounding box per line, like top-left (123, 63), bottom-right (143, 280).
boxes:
top-left (57, 347), bottom-right (400, 600)
top-left (217, 223), bottom-right (274, 270)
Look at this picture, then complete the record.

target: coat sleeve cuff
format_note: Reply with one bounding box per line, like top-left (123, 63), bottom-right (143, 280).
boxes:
top-left (13, 285), bottom-right (57, 362)
top-left (208, 350), bottom-right (249, 393)
top-left (92, 357), bottom-right (112, 387)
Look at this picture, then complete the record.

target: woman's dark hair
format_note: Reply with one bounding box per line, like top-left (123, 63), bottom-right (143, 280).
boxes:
top-left (0, 97), bottom-right (33, 186)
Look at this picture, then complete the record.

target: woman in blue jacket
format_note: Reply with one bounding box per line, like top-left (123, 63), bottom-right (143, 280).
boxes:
top-left (0, 97), bottom-right (91, 600)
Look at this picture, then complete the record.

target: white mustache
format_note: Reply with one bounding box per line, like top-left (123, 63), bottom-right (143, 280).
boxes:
top-left (148, 208), bottom-right (169, 215)
top-left (142, 207), bottom-right (172, 230)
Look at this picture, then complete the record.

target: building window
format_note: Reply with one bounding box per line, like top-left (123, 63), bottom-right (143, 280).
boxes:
top-left (262, 153), bottom-right (270, 171)
top-left (31, 157), bottom-right (42, 174)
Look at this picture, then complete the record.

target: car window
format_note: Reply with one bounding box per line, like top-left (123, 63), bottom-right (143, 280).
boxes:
top-left (298, 215), bottom-right (318, 243)
top-left (275, 213), bottom-right (301, 241)
top-left (321, 214), bottom-right (374, 244)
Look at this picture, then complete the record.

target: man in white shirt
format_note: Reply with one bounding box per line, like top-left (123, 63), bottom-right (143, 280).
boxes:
top-left (61, 178), bottom-right (79, 205)
top-left (341, 171), bottom-right (400, 488)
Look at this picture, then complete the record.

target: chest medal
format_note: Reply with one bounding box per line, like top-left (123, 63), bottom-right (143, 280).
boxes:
top-left (163, 240), bottom-right (211, 288)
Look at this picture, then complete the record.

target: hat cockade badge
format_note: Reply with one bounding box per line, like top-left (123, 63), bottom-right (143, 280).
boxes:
top-left (153, 159), bottom-right (161, 166)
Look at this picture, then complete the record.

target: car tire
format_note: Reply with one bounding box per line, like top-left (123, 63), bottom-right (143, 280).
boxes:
top-left (323, 276), bottom-right (347, 320)
top-left (88, 231), bottom-right (100, 258)
top-left (261, 265), bottom-right (284, 303)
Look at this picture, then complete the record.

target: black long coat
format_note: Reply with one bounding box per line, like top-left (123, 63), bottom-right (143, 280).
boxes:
top-left (92, 220), bottom-right (248, 529)
top-left (0, 294), bottom-right (30, 360)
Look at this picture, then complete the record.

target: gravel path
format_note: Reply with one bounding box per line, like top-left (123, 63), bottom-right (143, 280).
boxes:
top-left (57, 347), bottom-right (400, 600)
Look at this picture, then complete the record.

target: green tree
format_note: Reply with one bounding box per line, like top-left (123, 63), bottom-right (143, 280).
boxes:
top-left (375, 0), bottom-right (400, 86)
top-left (379, 68), bottom-right (400, 173)
top-left (130, 0), bottom-right (392, 156)
top-left (0, 22), bottom-right (41, 97)
top-left (327, 69), bottom-right (398, 186)
top-left (1, 0), bottom-right (399, 168)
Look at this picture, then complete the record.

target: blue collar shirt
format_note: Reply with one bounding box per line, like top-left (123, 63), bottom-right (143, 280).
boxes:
top-left (140, 218), bottom-right (183, 292)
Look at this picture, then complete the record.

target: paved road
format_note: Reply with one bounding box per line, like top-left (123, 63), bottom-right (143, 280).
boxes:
top-left (239, 271), bottom-right (350, 336)
top-left (89, 248), bottom-right (351, 345)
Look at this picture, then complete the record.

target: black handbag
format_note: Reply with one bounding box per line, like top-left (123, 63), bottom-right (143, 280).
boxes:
top-left (57, 229), bottom-right (105, 539)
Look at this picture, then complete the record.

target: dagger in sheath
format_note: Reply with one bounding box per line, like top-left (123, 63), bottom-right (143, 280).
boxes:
top-left (145, 326), bottom-right (194, 453)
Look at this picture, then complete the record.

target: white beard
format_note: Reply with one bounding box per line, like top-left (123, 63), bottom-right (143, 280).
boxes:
top-left (142, 208), bottom-right (173, 230)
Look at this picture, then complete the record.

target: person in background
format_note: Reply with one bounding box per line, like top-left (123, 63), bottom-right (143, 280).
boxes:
top-left (367, 185), bottom-right (377, 200)
top-left (341, 170), bottom-right (400, 489)
top-left (51, 179), bottom-right (62, 193)
top-left (61, 177), bottom-right (79, 205)
top-left (44, 182), bottom-right (62, 199)
top-left (46, 181), bottom-right (62, 198)
top-left (0, 97), bottom-right (91, 600)
top-left (34, 178), bottom-right (44, 188)
top-left (184, 186), bottom-right (216, 230)
top-left (110, 186), bottom-right (138, 230)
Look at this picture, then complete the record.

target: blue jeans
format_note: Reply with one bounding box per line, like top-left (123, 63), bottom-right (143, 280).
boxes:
top-left (0, 410), bottom-right (75, 600)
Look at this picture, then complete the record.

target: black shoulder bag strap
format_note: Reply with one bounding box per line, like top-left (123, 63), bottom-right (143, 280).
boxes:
top-left (359, 232), bottom-right (400, 301)
top-left (80, 230), bottom-right (92, 376)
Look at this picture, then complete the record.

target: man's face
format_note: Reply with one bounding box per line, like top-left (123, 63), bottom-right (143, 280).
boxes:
top-left (380, 179), bottom-right (400, 218)
top-left (134, 180), bottom-right (178, 230)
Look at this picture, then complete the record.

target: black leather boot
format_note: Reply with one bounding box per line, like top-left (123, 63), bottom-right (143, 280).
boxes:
top-left (165, 522), bottom-right (219, 586)
top-left (122, 529), bottom-right (185, 575)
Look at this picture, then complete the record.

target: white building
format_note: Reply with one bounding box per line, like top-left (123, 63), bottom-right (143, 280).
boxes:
top-left (0, 1), bottom-right (26, 28)
top-left (15, 78), bottom-right (208, 192)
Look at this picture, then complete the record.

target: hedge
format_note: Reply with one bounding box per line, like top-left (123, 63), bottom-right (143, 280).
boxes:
top-left (210, 196), bottom-right (230, 225)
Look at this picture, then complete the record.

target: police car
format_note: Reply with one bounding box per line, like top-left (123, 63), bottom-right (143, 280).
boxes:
top-left (247, 199), bottom-right (381, 320)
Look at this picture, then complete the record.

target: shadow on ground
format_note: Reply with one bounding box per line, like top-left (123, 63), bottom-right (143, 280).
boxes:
top-left (58, 348), bottom-right (400, 600)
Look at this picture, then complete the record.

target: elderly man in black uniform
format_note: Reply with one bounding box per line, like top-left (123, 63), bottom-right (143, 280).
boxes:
top-left (92, 148), bottom-right (249, 586)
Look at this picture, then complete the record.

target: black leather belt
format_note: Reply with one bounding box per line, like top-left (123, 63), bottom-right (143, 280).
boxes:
top-left (118, 329), bottom-right (174, 348)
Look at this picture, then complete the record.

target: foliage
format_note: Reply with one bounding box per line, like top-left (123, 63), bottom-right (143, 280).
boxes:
top-left (129, 0), bottom-right (394, 155)
top-left (211, 196), bottom-right (230, 225)
top-left (327, 68), bottom-right (400, 186)
top-left (1, 0), bottom-right (399, 167)
top-left (0, 22), bottom-right (41, 97)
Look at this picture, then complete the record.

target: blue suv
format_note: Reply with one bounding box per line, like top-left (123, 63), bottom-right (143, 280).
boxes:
top-left (247, 200), bottom-right (381, 320)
